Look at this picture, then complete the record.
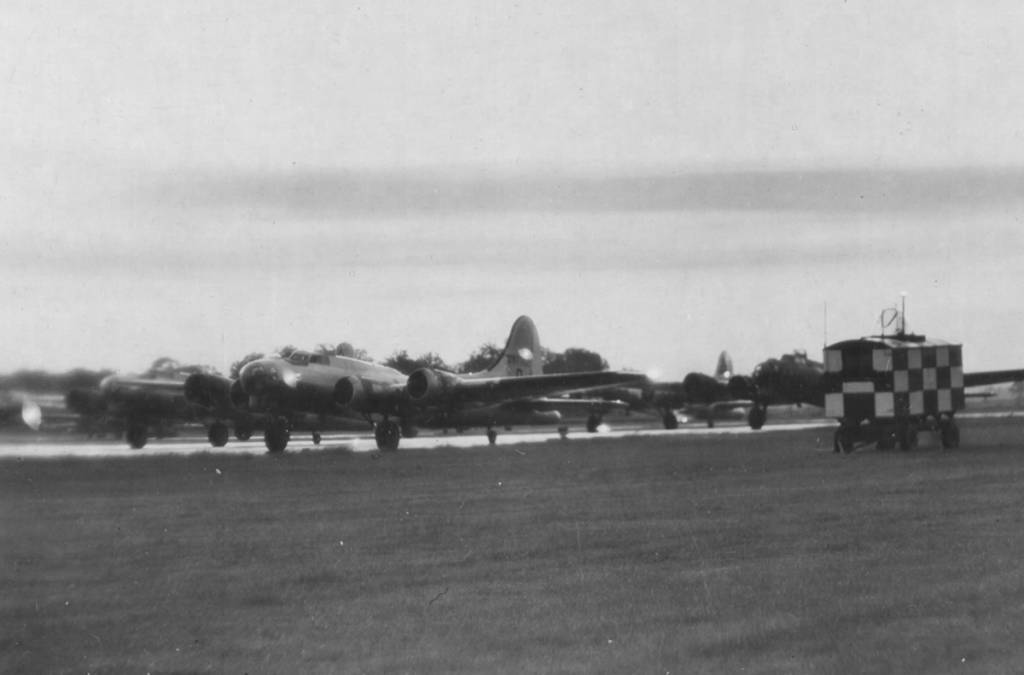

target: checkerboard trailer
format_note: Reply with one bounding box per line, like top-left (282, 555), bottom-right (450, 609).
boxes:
top-left (823, 335), bottom-right (965, 452)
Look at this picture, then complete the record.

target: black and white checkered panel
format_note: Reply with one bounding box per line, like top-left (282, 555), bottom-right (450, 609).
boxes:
top-left (824, 344), bottom-right (964, 420)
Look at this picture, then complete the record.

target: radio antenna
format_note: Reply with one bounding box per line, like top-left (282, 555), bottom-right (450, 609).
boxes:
top-left (823, 301), bottom-right (828, 348)
top-left (900, 291), bottom-right (907, 335)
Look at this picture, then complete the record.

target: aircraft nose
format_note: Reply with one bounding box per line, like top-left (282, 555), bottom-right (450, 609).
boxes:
top-left (239, 360), bottom-right (280, 395)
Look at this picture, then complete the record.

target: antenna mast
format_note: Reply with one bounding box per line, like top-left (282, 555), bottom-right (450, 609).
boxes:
top-left (900, 291), bottom-right (907, 335)
top-left (823, 301), bottom-right (828, 348)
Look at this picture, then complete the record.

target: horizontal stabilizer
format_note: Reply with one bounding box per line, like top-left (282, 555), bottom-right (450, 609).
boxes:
top-left (964, 369), bottom-right (1024, 388)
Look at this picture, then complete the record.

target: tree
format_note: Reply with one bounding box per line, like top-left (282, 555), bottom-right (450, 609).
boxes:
top-left (543, 347), bottom-right (608, 374)
top-left (458, 343), bottom-right (503, 374)
top-left (383, 350), bottom-right (453, 375)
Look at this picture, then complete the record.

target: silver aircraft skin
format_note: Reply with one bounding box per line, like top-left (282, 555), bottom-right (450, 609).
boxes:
top-left (219, 316), bottom-right (644, 453)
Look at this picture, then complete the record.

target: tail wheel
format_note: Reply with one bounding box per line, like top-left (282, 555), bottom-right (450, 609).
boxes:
top-left (586, 414), bottom-right (602, 433)
top-left (486, 428), bottom-right (498, 445)
top-left (662, 412), bottom-right (679, 430)
top-left (208, 422), bottom-right (229, 447)
top-left (126, 423), bottom-right (148, 449)
top-left (748, 405), bottom-right (767, 430)
top-left (375, 420), bottom-right (401, 451)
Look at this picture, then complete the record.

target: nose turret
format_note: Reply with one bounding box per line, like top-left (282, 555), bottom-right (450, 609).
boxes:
top-left (239, 359), bottom-right (282, 396)
top-left (239, 358), bottom-right (302, 396)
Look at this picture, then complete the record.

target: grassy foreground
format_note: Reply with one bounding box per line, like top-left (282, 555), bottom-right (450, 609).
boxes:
top-left (4, 420), bottom-right (1024, 674)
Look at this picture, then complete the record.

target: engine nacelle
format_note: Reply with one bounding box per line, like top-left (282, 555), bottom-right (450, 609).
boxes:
top-left (184, 373), bottom-right (233, 410)
top-left (406, 368), bottom-right (462, 403)
top-left (728, 375), bottom-right (757, 401)
top-left (681, 372), bottom-right (720, 405)
top-left (229, 379), bottom-right (249, 410)
top-left (334, 376), bottom-right (368, 409)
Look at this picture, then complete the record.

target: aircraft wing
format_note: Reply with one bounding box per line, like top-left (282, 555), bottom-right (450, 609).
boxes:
top-left (406, 369), bottom-right (646, 408)
top-left (524, 396), bottom-right (631, 415)
top-left (963, 369), bottom-right (1024, 388)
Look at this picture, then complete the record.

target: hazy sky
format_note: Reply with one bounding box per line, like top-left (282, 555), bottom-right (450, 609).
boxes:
top-left (3, 2), bottom-right (1024, 378)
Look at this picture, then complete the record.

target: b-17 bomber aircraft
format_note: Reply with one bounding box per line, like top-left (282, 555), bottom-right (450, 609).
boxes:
top-left (728, 350), bottom-right (826, 429)
top-left (580, 351), bottom-right (749, 429)
top-left (211, 316), bottom-right (644, 453)
top-left (66, 371), bottom-right (257, 449)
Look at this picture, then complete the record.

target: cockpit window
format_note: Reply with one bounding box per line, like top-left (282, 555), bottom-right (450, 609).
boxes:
top-left (288, 351), bottom-right (311, 366)
top-left (310, 354), bottom-right (328, 365)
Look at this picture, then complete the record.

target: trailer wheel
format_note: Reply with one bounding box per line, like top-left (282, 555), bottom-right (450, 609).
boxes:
top-left (833, 428), bottom-right (854, 454)
top-left (940, 421), bottom-right (960, 449)
top-left (898, 424), bottom-right (918, 451)
top-left (876, 430), bottom-right (896, 451)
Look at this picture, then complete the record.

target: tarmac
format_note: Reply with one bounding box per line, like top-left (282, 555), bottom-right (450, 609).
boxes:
top-left (3, 411), bottom-right (1017, 459)
top-left (0, 419), bottom-right (836, 459)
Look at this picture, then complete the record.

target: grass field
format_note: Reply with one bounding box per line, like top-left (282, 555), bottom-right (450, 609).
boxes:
top-left (4, 419), bottom-right (1024, 674)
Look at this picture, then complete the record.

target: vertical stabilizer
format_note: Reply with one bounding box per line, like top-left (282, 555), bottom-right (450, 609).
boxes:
top-left (715, 351), bottom-right (733, 380)
top-left (481, 316), bottom-right (543, 377)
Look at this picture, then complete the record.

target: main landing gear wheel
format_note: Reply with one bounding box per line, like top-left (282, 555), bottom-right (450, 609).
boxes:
top-left (375, 420), bottom-right (401, 452)
top-left (662, 412), bottom-right (679, 430)
top-left (940, 420), bottom-right (960, 449)
top-left (487, 428), bottom-right (498, 445)
top-left (748, 405), bottom-right (767, 430)
top-left (208, 421), bottom-right (229, 447)
top-left (264, 420), bottom-right (290, 454)
top-left (126, 423), bottom-right (148, 449)
top-left (586, 414), bottom-right (602, 433)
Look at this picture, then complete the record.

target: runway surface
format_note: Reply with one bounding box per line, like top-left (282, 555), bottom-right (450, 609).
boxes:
top-left (3, 411), bottom-right (1017, 459)
top-left (0, 420), bottom-right (837, 459)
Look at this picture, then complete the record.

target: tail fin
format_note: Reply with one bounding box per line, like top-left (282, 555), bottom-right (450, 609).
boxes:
top-left (481, 316), bottom-right (543, 377)
top-left (715, 351), bottom-right (733, 380)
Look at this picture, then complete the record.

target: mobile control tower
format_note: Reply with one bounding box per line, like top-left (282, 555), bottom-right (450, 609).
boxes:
top-left (823, 309), bottom-right (964, 452)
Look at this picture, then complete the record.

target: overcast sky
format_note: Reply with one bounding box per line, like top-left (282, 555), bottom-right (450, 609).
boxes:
top-left (3, 2), bottom-right (1024, 378)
